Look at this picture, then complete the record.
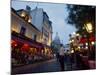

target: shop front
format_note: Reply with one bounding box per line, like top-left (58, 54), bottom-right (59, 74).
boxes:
top-left (79, 35), bottom-right (96, 69)
top-left (11, 32), bottom-right (47, 65)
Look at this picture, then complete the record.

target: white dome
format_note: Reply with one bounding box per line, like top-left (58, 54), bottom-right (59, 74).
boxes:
top-left (53, 32), bottom-right (61, 45)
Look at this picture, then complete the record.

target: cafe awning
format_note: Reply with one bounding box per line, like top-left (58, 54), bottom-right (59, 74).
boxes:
top-left (79, 36), bottom-right (95, 44)
top-left (12, 35), bottom-right (44, 50)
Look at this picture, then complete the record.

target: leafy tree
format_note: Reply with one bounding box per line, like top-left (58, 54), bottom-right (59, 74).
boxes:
top-left (66, 5), bottom-right (96, 60)
top-left (66, 4), bottom-right (96, 33)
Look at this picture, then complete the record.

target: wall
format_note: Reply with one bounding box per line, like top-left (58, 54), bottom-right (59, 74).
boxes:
top-left (11, 11), bottom-right (41, 43)
top-left (30, 8), bottom-right (43, 32)
top-left (42, 20), bottom-right (52, 46)
top-left (30, 8), bottom-right (52, 46)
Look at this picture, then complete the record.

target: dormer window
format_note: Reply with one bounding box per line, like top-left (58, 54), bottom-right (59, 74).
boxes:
top-left (28, 16), bottom-right (32, 23)
top-left (28, 18), bottom-right (31, 23)
top-left (21, 11), bottom-right (26, 17)
top-left (18, 10), bottom-right (32, 23)
top-left (25, 15), bottom-right (29, 21)
top-left (20, 26), bottom-right (26, 35)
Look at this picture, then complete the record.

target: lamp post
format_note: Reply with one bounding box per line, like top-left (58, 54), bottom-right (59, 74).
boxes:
top-left (84, 23), bottom-right (93, 33)
top-left (84, 23), bottom-right (93, 59)
top-left (69, 34), bottom-right (77, 66)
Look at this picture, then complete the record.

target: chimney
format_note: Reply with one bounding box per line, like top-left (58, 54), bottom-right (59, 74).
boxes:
top-left (26, 5), bottom-right (31, 13)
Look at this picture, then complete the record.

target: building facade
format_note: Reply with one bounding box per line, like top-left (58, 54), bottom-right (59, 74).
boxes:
top-left (30, 7), bottom-right (52, 46)
top-left (11, 8), bottom-right (41, 43)
top-left (11, 6), bottom-right (53, 65)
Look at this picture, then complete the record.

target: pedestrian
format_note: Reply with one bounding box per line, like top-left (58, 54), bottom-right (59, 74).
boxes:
top-left (56, 52), bottom-right (60, 61)
top-left (69, 53), bottom-right (73, 69)
top-left (28, 54), bottom-right (33, 64)
top-left (58, 44), bottom-right (65, 71)
top-left (75, 51), bottom-right (82, 69)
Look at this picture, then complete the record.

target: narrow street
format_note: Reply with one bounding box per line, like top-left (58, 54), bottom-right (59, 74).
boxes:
top-left (11, 1), bottom-right (96, 75)
top-left (12, 58), bottom-right (78, 74)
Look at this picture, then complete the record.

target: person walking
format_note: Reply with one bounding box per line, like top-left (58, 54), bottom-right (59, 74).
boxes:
top-left (56, 52), bottom-right (60, 61)
top-left (75, 51), bottom-right (82, 69)
top-left (58, 44), bottom-right (65, 71)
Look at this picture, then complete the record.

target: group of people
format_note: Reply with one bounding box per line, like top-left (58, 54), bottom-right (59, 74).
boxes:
top-left (56, 44), bottom-right (87, 71)
top-left (56, 44), bottom-right (66, 71)
top-left (12, 48), bottom-right (34, 65)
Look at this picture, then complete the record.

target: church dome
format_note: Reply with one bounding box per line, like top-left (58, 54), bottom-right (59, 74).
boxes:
top-left (53, 32), bottom-right (61, 45)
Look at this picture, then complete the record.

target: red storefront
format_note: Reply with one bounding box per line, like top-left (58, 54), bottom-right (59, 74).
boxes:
top-left (79, 35), bottom-right (96, 69)
top-left (12, 36), bottom-right (44, 54)
top-left (11, 31), bottom-right (45, 59)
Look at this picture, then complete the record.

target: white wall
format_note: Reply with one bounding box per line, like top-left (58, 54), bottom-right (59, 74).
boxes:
top-left (30, 8), bottom-right (43, 32)
top-left (11, 11), bottom-right (41, 43)
top-left (30, 8), bottom-right (52, 46)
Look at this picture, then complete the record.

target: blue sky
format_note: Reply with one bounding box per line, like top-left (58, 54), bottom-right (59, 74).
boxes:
top-left (11, 1), bottom-right (77, 45)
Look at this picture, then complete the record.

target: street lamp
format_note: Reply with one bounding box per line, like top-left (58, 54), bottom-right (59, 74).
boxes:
top-left (91, 41), bottom-right (95, 45)
top-left (71, 39), bottom-right (74, 42)
top-left (76, 33), bottom-right (79, 36)
top-left (84, 22), bottom-right (93, 59)
top-left (69, 36), bottom-right (77, 64)
top-left (85, 42), bottom-right (88, 46)
top-left (84, 23), bottom-right (93, 33)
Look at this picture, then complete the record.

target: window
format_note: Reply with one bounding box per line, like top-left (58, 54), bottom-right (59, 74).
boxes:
top-left (33, 34), bottom-right (37, 41)
top-left (34, 35), bottom-right (37, 41)
top-left (25, 15), bottom-right (29, 21)
top-left (28, 18), bottom-right (31, 23)
top-left (43, 28), bottom-right (49, 37)
top-left (21, 11), bottom-right (26, 17)
top-left (20, 27), bottom-right (26, 35)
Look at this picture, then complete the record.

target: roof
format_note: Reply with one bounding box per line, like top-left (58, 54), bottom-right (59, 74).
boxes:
top-left (43, 11), bottom-right (49, 19)
top-left (16, 9), bottom-right (24, 12)
top-left (43, 11), bottom-right (52, 28)
top-left (11, 8), bottom-right (40, 32)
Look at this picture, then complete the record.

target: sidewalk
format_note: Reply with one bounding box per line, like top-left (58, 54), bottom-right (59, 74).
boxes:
top-left (12, 58), bottom-right (80, 74)
top-left (12, 58), bottom-right (54, 67)
top-left (12, 58), bottom-right (57, 74)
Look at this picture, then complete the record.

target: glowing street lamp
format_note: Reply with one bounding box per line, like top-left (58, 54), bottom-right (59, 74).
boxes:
top-left (69, 39), bottom-right (74, 43)
top-left (78, 46), bottom-right (80, 49)
top-left (71, 39), bottom-right (74, 42)
top-left (71, 50), bottom-right (74, 53)
top-left (91, 41), bottom-right (95, 45)
top-left (84, 23), bottom-right (93, 33)
top-left (76, 33), bottom-right (80, 36)
top-left (84, 22), bottom-right (93, 58)
top-left (69, 40), bottom-right (72, 43)
top-left (85, 42), bottom-right (88, 46)
top-left (85, 46), bottom-right (88, 49)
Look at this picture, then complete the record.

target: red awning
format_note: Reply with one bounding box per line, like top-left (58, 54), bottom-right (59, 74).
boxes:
top-left (12, 36), bottom-right (33, 46)
top-left (11, 40), bottom-right (18, 47)
top-left (79, 37), bottom-right (87, 44)
top-left (21, 43), bottom-right (30, 52)
top-left (12, 36), bottom-right (44, 50)
top-left (79, 36), bottom-right (95, 44)
top-left (89, 36), bottom-right (95, 41)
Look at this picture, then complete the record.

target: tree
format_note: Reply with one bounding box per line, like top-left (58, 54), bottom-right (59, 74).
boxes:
top-left (66, 4), bottom-right (96, 33)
